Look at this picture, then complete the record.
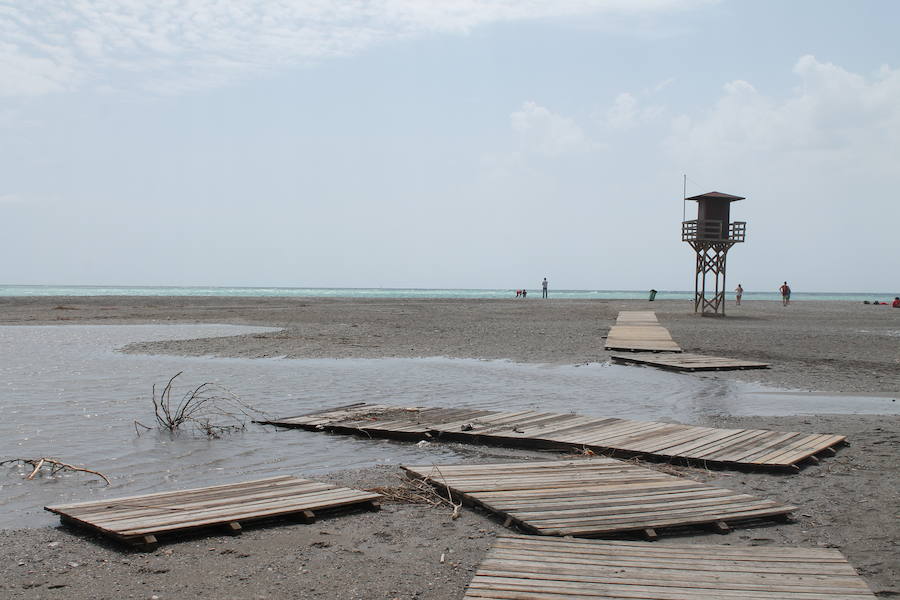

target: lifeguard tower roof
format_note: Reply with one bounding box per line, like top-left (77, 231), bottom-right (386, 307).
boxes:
top-left (686, 191), bottom-right (745, 202)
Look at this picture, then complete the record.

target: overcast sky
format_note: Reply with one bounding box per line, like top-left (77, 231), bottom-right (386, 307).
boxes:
top-left (2, 0), bottom-right (898, 292)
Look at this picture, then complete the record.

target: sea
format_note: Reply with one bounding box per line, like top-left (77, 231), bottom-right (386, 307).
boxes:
top-left (0, 285), bottom-right (892, 302)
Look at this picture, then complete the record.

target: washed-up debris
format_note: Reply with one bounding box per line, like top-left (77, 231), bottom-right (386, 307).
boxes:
top-left (1, 457), bottom-right (110, 485)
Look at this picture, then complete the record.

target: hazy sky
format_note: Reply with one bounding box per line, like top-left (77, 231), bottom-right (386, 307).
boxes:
top-left (2, 0), bottom-right (898, 292)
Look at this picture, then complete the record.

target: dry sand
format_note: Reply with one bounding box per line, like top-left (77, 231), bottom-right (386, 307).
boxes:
top-left (1, 296), bottom-right (898, 599)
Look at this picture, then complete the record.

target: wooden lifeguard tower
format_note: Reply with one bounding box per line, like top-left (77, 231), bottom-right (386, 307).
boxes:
top-left (681, 191), bottom-right (746, 316)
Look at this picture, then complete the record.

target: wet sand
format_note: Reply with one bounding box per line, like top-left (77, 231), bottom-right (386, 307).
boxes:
top-left (1, 296), bottom-right (898, 598)
top-left (3, 295), bottom-right (899, 392)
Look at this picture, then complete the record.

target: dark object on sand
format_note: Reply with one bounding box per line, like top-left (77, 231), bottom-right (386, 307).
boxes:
top-left (648, 289), bottom-right (658, 301)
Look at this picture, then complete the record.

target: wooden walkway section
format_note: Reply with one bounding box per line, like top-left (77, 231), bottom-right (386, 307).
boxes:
top-left (403, 460), bottom-right (795, 539)
top-left (260, 403), bottom-right (846, 471)
top-left (612, 352), bottom-right (770, 371)
top-left (605, 311), bottom-right (682, 352)
top-left (465, 535), bottom-right (876, 599)
top-left (45, 476), bottom-right (381, 550)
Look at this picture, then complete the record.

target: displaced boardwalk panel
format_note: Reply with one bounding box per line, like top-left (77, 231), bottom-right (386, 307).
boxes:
top-left (612, 352), bottom-right (770, 371)
top-left (46, 476), bottom-right (381, 550)
top-left (465, 535), bottom-right (876, 599)
top-left (260, 404), bottom-right (846, 471)
top-left (605, 311), bottom-right (682, 352)
top-left (403, 460), bottom-right (795, 538)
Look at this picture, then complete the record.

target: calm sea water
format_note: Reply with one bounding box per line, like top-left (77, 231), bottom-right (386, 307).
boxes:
top-left (0, 284), bottom-right (894, 302)
top-left (1, 324), bottom-right (896, 529)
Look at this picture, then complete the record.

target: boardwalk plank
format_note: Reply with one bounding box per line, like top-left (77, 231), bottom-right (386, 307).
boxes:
top-left (605, 311), bottom-right (682, 352)
top-left (260, 404), bottom-right (846, 470)
top-left (403, 460), bottom-right (794, 538)
top-left (464, 536), bottom-right (875, 599)
top-left (613, 352), bottom-right (770, 371)
top-left (46, 476), bottom-right (380, 549)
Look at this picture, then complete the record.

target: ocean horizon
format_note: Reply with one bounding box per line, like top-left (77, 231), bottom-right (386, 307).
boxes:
top-left (0, 284), bottom-right (894, 302)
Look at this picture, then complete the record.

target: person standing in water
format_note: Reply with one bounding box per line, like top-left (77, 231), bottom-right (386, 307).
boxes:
top-left (779, 281), bottom-right (791, 306)
top-left (735, 283), bottom-right (743, 306)
top-left (542, 277), bottom-right (548, 299)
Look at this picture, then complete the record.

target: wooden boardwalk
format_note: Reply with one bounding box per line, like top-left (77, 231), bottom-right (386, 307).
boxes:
top-left (465, 535), bottom-right (876, 599)
top-left (260, 403), bottom-right (846, 471)
top-left (403, 460), bottom-right (794, 539)
top-left (612, 352), bottom-right (770, 371)
top-left (605, 311), bottom-right (682, 353)
top-left (46, 476), bottom-right (381, 550)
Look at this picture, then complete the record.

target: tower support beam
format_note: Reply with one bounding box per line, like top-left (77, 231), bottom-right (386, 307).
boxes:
top-left (689, 241), bottom-right (735, 316)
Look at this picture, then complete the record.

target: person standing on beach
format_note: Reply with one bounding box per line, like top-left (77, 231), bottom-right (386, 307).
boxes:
top-left (542, 277), bottom-right (548, 299)
top-left (735, 283), bottom-right (743, 306)
top-left (522, 289), bottom-right (527, 298)
top-left (779, 281), bottom-right (791, 306)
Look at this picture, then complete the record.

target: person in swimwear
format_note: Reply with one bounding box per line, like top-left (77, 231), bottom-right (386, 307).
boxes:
top-left (779, 281), bottom-right (791, 306)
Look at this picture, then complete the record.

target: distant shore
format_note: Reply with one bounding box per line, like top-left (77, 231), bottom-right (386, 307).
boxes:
top-left (1, 284), bottom-right (894, 302)
top-left (0, 296), bottom-right (898, 598)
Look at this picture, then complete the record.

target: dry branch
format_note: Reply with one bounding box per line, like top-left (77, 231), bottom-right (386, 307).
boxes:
top-left (366, 473), bottom-right (461, 518)
top-left (421, 464), bottom-right (463, 520)
top-left (139, 372), bottom-right (265, 438)
top-left (1, 457), bottom-right (110, 485)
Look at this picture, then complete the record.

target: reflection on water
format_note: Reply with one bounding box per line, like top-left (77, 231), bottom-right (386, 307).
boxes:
top-left (1, 324), bottom-right (896, 528)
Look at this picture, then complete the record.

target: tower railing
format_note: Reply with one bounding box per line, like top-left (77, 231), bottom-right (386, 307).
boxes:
top-left (681, 220), bottom-right (746, 242)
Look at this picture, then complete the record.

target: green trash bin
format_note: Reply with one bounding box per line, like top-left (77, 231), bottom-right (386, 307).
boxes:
top-left (648, 289), bottom-right (658, 301)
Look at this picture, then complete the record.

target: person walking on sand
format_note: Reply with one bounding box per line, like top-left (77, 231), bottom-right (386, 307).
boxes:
top-left (779, 281), bottom-right (791, 306)
top-left (735, 283), bottom-right (743, 306)
top-left (542, 277), bottom-right (548, 299)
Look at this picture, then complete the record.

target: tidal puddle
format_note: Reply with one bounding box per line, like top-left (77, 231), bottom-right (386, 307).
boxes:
top-left (1, 324), bottom-right (896, 528)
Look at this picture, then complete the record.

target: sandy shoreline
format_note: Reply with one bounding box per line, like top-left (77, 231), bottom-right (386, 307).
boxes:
top-left (1, 296), bottom-right (898, 598)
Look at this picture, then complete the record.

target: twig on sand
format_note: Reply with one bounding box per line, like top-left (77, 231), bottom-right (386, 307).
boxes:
top-left (424, 464), bottom-right (463, 520)
top-left (367, 472), bottom-right (462, 519)
top-left (1, 457), bottom-right (111, 485)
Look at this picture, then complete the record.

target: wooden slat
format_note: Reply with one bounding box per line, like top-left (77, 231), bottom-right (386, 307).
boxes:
top-left (46, 476), bottom-right (381, 548)
top-left (403, 459), bottom-right (795, 538)
top-left (612, 352), bottom-right (770, 371)
top-left (605, 311), bottom-right (682, 353)
top-left (464, 535), bottom-right (876, 599)
top-left (259, 404), bottom-right (846, 470)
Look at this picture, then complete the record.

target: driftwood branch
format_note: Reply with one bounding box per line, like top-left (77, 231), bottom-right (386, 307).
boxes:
top-left (145, 372), bottom-right (265, 438)
top-left (1, 457), bottom-right (110, 485)
top-left (366, 472), bottom-right (461, 520)
top-left (423, 464), bottom-right (463, 520)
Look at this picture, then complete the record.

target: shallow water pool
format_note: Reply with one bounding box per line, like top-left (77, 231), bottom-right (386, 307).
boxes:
top-left (1, 324), bottom-right (896, 528)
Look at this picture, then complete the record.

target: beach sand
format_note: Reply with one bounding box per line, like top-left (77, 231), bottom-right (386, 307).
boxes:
top-left (0, 296), bottom-right (898, 598)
